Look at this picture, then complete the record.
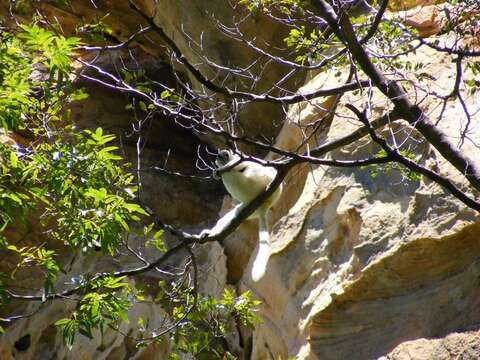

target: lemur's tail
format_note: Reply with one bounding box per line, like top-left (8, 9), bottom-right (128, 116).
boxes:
top-left (251, 212), bottom-right (270, 282)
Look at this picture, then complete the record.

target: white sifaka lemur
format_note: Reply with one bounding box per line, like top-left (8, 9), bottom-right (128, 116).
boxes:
top-left (212, 149), bottom-right (283, 281)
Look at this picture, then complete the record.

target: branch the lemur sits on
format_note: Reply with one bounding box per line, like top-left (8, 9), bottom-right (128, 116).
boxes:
top-left (210, 149), bottom-right (283, 282)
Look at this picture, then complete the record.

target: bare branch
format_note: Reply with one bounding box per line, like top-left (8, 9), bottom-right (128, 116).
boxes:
top-left (311, 0), bottom-right (480, 192)
top-left (78, 26), bottom-right (152, 52)
top-left (347, 104), bottom-right (480, 211)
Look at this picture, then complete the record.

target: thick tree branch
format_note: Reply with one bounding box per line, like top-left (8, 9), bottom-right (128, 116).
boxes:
top-left (311, 0), bottom-right (480, 193)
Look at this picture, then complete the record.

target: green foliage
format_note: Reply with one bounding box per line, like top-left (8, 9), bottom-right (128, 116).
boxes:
top-left (0, 23), bottom-right (143, 334)
top-left (368, 149), bottom-right (421, 182)
top-left (465, 63), bottom-right (480, 95)
top-left (76, 14), bottom-right (113, 42)
top-left (121, 70), bottom-right (180, 113)
top-left (0, 32), bottom-right (33, 129)
top-left (18, 24), bottom-right (80, 74)
top-left (7, 244), bottom-right (61, 294)
top-left (0, 23), bottom-right (260, 360)
top-left (239, 0), bottom-right (306, 14)
top-left (0, 273), bottom-right (9, 307)
top-left (162, 287), bottom-right (260, 359)
top-left (0, 126), bottom-right (145, 254)
top-left (55, 276), bottom-right (131, 347)
top-left (146, 227), bottom-right (167, 252)
top-left (284, 27), bottom-right (330, 63)
top-left (0, 24), bottom-right (81, 130)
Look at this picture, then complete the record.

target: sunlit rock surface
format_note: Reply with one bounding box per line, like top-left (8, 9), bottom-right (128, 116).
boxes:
top-left (382, 330), bottom-right (480, 360)
top-left (242, 11), bottom-right (480, 359)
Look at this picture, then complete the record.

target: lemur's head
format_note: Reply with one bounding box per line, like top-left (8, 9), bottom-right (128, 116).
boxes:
top-left (216, 149), bottom-right (239, 167)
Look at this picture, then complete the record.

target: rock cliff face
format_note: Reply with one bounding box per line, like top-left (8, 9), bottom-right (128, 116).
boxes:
top-left (243, 24), bottom-right (480, 358)
top-left (382, 330), bottom-right (480, 360)
top-left (1, 0), bottom-right (480, 359)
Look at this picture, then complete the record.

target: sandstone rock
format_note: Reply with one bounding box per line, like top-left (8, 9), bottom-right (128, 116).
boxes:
top-left (0, 291), bottom-right (171, 360)
top-left (388, 0), bottom-right (437, 12)
top-left (382, 330), bottom-right (480, 360)
top-left (399, 5), bottom-right (446, 37)
top-left (147, 0), bottom-right (305, 148)
top-left (243, 31), bottom-right (480, 359)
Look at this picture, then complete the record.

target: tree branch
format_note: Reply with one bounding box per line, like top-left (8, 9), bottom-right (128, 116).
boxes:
top-left (127, 0), bottom-right (370, 104)
top-left (347, 104), bottom-right (480, 211)
top-left (311, 0), bottom-right (480, 193)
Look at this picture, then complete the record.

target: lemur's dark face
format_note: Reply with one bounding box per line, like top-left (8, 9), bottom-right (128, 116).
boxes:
top-left (216, 150), bottom-right (233, 167)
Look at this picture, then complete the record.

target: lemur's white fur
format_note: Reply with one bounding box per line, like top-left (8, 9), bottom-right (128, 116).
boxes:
top-left (213, 150), bottom-right (282, 281)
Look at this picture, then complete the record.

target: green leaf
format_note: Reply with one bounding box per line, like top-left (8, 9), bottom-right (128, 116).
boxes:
top-left (85, 188), bottom-right (108, 202)
top-left (9, 151), bottom-right (18, 168)
top-left (123, 203), bottom-right (148, 216)
top-left (160, 90), bottom-right (171, 99)
top-left (114, 213), bottom-right (130, 231)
